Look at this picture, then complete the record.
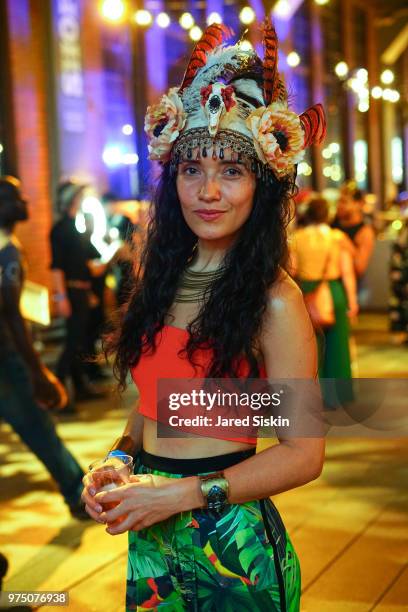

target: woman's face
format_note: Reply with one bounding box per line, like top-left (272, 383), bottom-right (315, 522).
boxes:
top-left (176, 149), bottom-right (256, 247)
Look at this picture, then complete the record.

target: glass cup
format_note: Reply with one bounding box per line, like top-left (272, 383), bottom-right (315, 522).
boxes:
top-left (88, 455), bottom-right (134, 525)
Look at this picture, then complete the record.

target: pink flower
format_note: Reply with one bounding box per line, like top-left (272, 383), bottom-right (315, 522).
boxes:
top-left (247, 103), bottom-right (305, 178)
top-left (144, 88), bottom-right (186, 161)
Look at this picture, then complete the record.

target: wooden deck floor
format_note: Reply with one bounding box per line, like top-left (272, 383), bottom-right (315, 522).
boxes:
top-left (1, 314), bottom-right (407, 611)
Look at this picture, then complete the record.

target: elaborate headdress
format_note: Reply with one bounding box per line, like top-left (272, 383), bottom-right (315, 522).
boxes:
top-left (144, 20), bottom-right (326, 181)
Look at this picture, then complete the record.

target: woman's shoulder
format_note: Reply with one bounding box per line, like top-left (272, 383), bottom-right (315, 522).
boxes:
top-left (265, 269), bottom-right (308, 326)
top-left (269, 268), bottom-right (303, 303)
top-left (260, 269), bottom-right (316, 376)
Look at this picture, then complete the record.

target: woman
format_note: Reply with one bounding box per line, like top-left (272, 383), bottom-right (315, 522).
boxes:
top-left (82, 21), bottom-right (325, 611)
top-left (291, 197), bottom-right (358, 395)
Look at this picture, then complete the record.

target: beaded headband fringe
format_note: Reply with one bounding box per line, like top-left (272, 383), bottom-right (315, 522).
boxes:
top-left (144, 19), bottom-right (327, 181)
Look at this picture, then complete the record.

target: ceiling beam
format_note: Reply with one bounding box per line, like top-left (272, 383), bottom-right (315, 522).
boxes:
top-left (381, 22), bottom-right (408, 63)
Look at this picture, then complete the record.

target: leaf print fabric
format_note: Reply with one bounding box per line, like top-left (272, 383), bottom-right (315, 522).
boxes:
top-left (126, 462), bottom-right (301, 611)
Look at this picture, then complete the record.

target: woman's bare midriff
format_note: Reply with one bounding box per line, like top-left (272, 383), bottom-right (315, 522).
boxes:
top-left (142, 416), bottom-right (254, 458)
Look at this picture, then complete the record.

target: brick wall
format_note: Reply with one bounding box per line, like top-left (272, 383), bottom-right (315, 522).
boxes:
top-left (6, 0), bottom-right (53, 289)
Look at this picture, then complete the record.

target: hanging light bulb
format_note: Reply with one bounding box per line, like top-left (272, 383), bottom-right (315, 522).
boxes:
top-left (101, 0), bottom-right (125, 22)
top-left (274, 0), bottom-right (291, 17)
top-left (207, 12), bottom-right (222, 25)
top-left (335, 61), bottom-right (349, 78)
top-left (156, 12), bottom-right (170, 28)
top-left (287, 51), bottom-right (301, 67)
top-left (380, 69), bottom-right (394, 85)
top-left (239, 7), bottom-right (256, 24)
top-left (371, 86), bottom-right (383, 99)
top-left (356, 68), bottom-right (368, 82)
top-left (189, 26), bottom-right (203, 41)
top-left (388, 90), bottom-right (400, 103)
top-left (179, 12), bottom-right (194, 29)
top-left (240, 40), bottom-right (253, 51)
top-left (134, 10), bottom-right (152, 26)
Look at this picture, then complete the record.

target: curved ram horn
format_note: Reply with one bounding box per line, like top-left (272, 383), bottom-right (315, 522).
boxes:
top-left (179, 24), bottom-right (233, 93)
top-left (262, 18), bottom-right (280, 105)
top-left (300, 104), bottom-right (327, 148)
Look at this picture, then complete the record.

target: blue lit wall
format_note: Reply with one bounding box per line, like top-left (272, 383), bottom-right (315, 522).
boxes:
top-left (100, 26), bottom-right (138, 198)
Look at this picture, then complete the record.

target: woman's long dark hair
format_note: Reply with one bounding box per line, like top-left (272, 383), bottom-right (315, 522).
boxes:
top-left (105, 162), bottom-right (295, 391)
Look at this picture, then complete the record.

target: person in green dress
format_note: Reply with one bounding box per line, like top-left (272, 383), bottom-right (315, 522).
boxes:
top-left (81, 21), bottom-right (326, 611)
top-left (291, 197), bottom-right (358, 406)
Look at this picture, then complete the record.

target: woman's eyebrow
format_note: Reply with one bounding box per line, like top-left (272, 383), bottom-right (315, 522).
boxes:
top-left (220, 160), bottom-right (245, 165)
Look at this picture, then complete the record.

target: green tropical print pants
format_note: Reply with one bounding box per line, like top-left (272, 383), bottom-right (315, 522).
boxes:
top-left (126, 457), bottom-right (301, 611)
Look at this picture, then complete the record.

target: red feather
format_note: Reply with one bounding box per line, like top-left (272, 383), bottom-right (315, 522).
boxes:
top-left (179, 24), bottom-right (233, 93)
top-left (300, 104), bottom-right (327, 148)
top-left (262, 18), bottom-right (280, 105)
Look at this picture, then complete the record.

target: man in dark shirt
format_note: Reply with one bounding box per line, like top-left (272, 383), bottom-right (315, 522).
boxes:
top-left (0, 176), bottom-right (87, 518)
top-left (50, 181), bottom-right (106, 401)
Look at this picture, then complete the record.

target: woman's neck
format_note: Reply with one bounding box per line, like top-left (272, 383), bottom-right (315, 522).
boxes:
top-left (189, 238), bottom-right (231, 272)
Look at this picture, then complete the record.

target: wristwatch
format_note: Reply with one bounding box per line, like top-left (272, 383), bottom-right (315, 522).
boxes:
top-left (199, 472), bottom-right (229, 513)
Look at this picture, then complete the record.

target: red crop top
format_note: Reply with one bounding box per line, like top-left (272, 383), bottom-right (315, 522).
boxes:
top-left (130, 325), bottom-right (267, 445)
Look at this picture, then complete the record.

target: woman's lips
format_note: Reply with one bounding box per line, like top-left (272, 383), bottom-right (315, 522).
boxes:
top-left (194, 209), bottom-right (226, 221)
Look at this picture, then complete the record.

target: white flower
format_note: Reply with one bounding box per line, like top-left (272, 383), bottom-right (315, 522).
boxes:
top-left (144, 88), bottom-right (186, 161)
top-left (247, 102), bottom-right (305, 177)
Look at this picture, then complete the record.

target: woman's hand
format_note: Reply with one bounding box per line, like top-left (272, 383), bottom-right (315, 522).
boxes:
top-left (347, 300), bottom-right (359, 320)
top-left (94, 474), bottom-right (203, 535)
top-left (80, 472), bottom-right (107, 524)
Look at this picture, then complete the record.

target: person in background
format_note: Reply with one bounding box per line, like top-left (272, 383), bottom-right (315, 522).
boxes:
top-left (389, 219), bottom-right (408, 343)
top-left (291, 197), bottom-right (358, 382)
top-left (82, 211), bottom-right (110, 382)
top-left (101, 192), bottom-right (139, 306)
top-left (332, 187), bottom-right (375, 278)
top-left (50, 181), bottom-right (107, 402)
top-left (0, 176), bottom-right (87, 518)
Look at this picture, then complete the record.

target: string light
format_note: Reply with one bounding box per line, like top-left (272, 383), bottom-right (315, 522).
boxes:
top-left (358, 101), bottom-right (369, 113)
top-left (287, 51), bottom-right (301, 67)
top-left (329, 143), bottom-right (340, 154)
top-left (356, 68), bottom-right (368, 82)
top-left (388, 90), bottom-right (400, 103)
top-left (239, 7), bottom-right (256, 24)
top-left (207, 12), bottom-right (222, 25)
top-left (240, 40), bottom-right (253, 51)
top-left (380, 69), bottom-right (394, 85)
top-left (101, 0), bottom-right (125, 22)
top-left (179, 12), bottom-right (194, 29)
top-left (315, 0), bottom-right (330, 5)
top-left (134, 10), bottom-right (152, 26)
top-left (273, 0), bottom-right (291, 17)
top-left (190, 26), bottom-right (203, 41)
top-left (156, 12), bottom-right (170, 28)
top-left (371, 86), bottom-right (383, 99)
top-left (335, 61), bottom-right (349, 78)
top-left (383, 88), bottom-right (400, 103)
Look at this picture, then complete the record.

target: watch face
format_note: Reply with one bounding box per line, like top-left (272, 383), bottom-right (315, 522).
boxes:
top-left (207, 485), bottom-right (227, 511)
